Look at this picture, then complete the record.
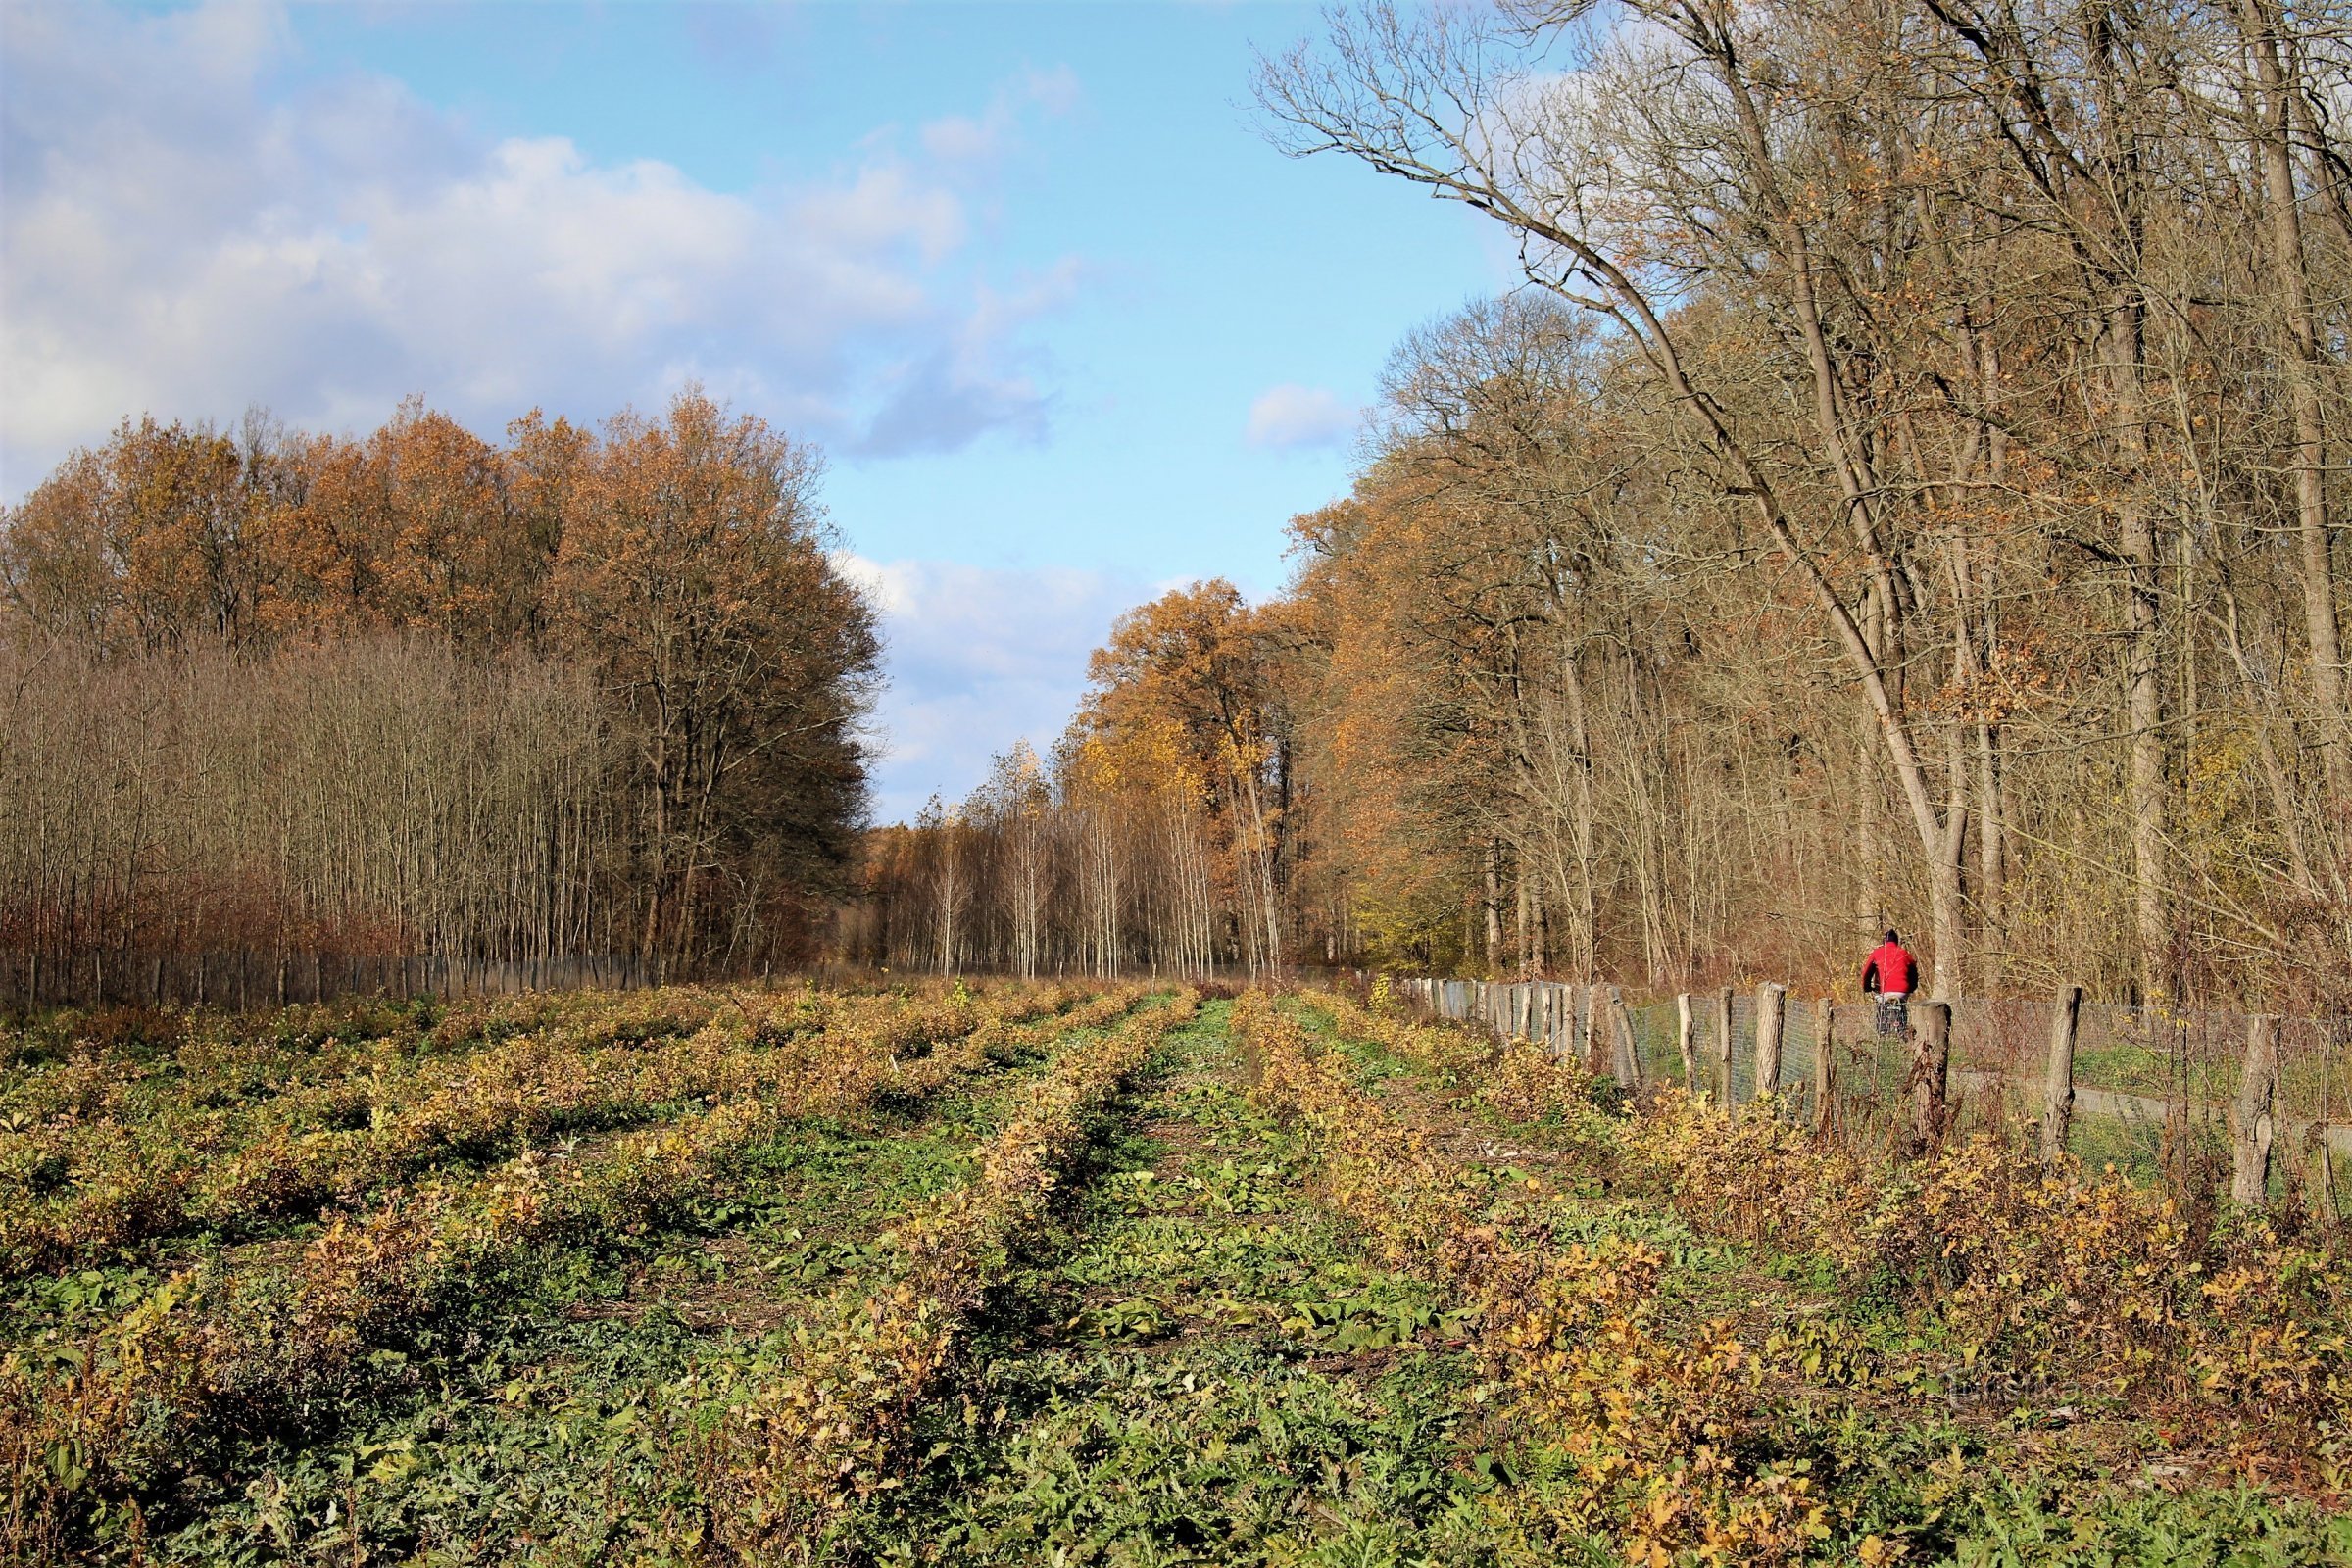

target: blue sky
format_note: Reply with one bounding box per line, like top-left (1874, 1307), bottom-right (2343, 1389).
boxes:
top-left (1, 1), bottom-right (1508, 820)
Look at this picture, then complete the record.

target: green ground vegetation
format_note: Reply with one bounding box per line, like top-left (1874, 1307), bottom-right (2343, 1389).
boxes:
top-left (1, 984), bottom-right (2346, 1565)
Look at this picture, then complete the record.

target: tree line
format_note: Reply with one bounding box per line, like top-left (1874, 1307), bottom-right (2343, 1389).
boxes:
top-left (858, 0), bottom-right (2352, 1008)
top-left (840, 580), bottom-right (1290, 978)
top-left (0, 392), bottom-right (879, 982)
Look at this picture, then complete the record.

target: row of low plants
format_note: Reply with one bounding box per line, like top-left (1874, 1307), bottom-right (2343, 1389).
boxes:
top-left (834, 1002), bottom-right (1495, 1566)
top-left (0, 983), bottom-right (1075, 1282)
top-left (1328, 983), bottom-right (2352, 1454)
top-left (1304, 985), bottom-right (1623, 1135)
top-left (0, 982), bottom-right (1139, 1561)
top-left (1237, 993), bottom-right (1833, 1562)
top-left (127, 984), bottom-right (1154, 1567)
top-left (1621, 1083), bottom-right (2352, 1488)
top-left (0, 978), bottom-right (984, 1153)
top-left (672, 989), bottom-right (1200, 1561)
top-left (1286, 990), bottom-right (2352, 1563)
top-left (0, 984), bottom-right (750, 1121)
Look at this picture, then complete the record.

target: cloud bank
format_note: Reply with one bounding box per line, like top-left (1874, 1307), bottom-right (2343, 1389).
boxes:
top-left (0, 1), bottom-right (1080, 491)
top-left (838, 553), bottom-right (1146, 825)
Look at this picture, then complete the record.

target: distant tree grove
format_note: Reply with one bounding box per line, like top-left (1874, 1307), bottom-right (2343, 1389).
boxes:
top-left (0, 392), bottom-right (880, 980)
top-left (853, 0), bottom-right (2352, 1008)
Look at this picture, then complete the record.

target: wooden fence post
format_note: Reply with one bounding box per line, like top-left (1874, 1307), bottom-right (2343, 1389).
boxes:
top-left (1580, 984), bottom-right (1603, 1075)
top-left (2041, 984), bottom-right (2082, 1166)
top-left (1904, 1002), bottom-right (1952, 1157)
top-left (1813, 997), bottom-right (1835, 1134)
top-left (2231, 1014), bottom-right (2283, 1206)
top-left (1610, 986), bottom-right (1642, 1090)
top-left (1755, 983), bottom-right (1787, 1102)
top-left (1716, 986), bottom-right (1737, 1107)
top-left (1676, 994), bottom-right (1698, 1090)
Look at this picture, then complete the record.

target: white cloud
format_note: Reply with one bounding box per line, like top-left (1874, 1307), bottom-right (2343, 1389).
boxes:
top-left (837, 552), bottom-right (1144, 824)
top-left (0, 1), bottom-right (1082, 492)
top-left (917, 65), bottom-right (1082, 165)
top-left (1244, 382), bottom-right (1356, 451)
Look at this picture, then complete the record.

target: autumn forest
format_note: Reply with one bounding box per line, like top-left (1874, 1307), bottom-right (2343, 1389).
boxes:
top-left (14, 0), bottom-right (2352, 1013)
top-left (1, 394), bottom-right (879, 981)
top-left (862, 0), bottom-right (2352, 1010)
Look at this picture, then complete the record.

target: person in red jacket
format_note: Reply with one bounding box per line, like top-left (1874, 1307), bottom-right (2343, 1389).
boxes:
top-left (1861, 930), bottom-right (1921, 999)
top-left (1861, 929), bottom-right (1921, 1037)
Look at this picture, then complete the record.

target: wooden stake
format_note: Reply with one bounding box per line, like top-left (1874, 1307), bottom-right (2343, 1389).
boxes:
top-left (1904, 1002), bottom-right (1952, 1157)
top-left (1610, 986), bottom-right (1642, 1091)
top-left (1813, 997), bottom-right (1836, 1134)
top-left (1676, 993), bottom-right (1699, 1091)
top-left (2231, 1015), bottom-right (2283, 1207)
top-left (2041, 985), bottom-right (2082, 1165)
top-left (1755, 983), bottom-right (1787, 1103)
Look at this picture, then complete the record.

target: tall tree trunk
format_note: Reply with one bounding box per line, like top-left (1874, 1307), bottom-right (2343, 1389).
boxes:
top-left (1483, 838), bottom-right (1505, 974)
top-left (2113, 292), bottom-right (2171, 1000)
top-left (2241, 0), bottom-right (2346, 773)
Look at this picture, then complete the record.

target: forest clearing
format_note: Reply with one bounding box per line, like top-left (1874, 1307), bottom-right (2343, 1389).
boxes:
top-left (4, 979), bottom-right (2349, 1566)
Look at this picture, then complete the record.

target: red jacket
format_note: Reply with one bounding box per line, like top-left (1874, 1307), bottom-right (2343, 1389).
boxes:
top-left (1862, 940), bottom-right (1919, 996)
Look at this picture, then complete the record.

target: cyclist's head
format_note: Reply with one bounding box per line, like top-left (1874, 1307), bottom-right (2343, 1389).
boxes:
top-left (1884, 928), bottom-right (1899, 944)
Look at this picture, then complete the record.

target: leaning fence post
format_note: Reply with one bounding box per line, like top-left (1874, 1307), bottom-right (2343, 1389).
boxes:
top-left (1580, 984), bottom-right (1602, 1074)
top-left (1813, 997), bottom-right (1836, 1134)
top-left (1610, 986), bottom-right (1642, 1091)
top-left (1716, 986), bottom-right (1737, 1107)
top-left (2231, 1014), bottom-right (2283, 1206)
top-left (2041, 984), bottom-right (2082, 1166)
top-left (1676, 994), bottom-right (1699, 1091)
top-left (1904, 1002), bottom-right (1952, 1157)
top-left (1754, 983), bottom-right (1787, 1103)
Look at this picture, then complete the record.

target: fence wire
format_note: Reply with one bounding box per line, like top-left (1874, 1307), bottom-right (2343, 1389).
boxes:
top-left (1397, 976), bottom-right (2351, 1210)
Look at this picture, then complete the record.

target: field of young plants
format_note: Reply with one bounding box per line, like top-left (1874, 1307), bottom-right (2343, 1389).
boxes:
top-left (4, 979), bottom-right (2350, 1565)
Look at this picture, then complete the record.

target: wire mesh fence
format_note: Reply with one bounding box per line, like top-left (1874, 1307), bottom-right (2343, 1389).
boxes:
top-left (1396, 975), bottom-right (2348, 1212)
